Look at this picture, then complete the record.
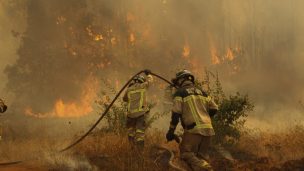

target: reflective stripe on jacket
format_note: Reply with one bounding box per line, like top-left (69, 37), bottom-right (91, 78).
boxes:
top-left (123, 75), bottom-right (153, 118)
top-left (172, 82), bottom-right (218, 136)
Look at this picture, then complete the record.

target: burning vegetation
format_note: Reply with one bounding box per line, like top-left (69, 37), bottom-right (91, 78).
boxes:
top-left (5, 0), bottom-right (245, 119)
top-left (0, 0), bottom-right (304, 170)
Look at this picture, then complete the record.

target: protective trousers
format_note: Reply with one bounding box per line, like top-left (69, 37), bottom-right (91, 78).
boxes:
top-left (126, 114), bottom-right (145, 147)
top-left (180, 132), bottom-right (213, 171)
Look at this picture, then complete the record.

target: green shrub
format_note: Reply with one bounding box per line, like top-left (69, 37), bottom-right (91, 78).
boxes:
top-left (199, 69), bottom-right (254, 146)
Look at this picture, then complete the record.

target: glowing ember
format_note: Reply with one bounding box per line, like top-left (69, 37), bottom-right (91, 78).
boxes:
top-left (86, 26), bottom-right (103, 41)
top-left (94, 34), bottom-right (103, 41)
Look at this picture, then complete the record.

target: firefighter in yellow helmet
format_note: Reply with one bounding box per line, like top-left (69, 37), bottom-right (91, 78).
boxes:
top-left (0, 99), bottom-right (7, 113)
top-left (166, 70), bottom-right (218, 171)
top-left (123, 70), bottom-right (153, 148)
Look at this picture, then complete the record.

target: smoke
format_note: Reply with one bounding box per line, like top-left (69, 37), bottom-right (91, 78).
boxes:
top-left (0, 0), bottom-right (304, 132)
top-left (44, 153), bottom-right (98, 171)
top-left (0, 0), bottom-right (27, 96)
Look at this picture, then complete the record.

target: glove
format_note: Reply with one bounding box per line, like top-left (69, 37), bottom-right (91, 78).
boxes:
top-left (166, 129), bottom-right (175, 142)
top-left (171, 78), bottom-right (178, 87)
top-left (143, 69), bottom-right (151, 75)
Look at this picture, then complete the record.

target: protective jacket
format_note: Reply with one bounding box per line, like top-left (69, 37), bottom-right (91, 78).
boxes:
top-left (123, 75), bottom-right (153, 118)
top-left (171, 81), bottom-right (218, 136)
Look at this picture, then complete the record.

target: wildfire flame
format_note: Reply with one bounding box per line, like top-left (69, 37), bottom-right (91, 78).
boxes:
top-left (210, 46), bottom-right (220, 65)
top-left (208, 34), bottom-right (221, 65)
top-left (86, 25), bottom-right (103, 41)
top-left (94, 34), bottom-right (103, 41)
top-left (180, 40), bottom-right (202, 77)
top-left (25, 77), bottom-right (98, 118)
top-left (208, 36), bottom-right (242, 75)
top-left (182, 43), bottom-right (190, 58)
top-left (225, 48), bottom-right (235, 61)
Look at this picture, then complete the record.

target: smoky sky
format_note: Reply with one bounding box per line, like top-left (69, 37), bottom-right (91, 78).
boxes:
top-left (0, 0), bottom-right (304, 122)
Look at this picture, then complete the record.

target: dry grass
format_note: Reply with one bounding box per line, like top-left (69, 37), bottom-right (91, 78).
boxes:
top-left (237, 124), bottom-right (304, 162)
top-left (226, 123), bottom-right (304, 170)
top-left (74, 129), bottom-right (179, 171)
top-left (0, 125), bottom-right (303, 170)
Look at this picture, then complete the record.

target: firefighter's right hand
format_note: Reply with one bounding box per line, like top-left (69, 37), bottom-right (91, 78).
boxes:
top-left (166, 129), bottom-right (175, 142)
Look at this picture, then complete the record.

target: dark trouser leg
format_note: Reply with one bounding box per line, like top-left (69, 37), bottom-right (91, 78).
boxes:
top-left (198, 136), bottom-right (212, 162)
top-left (135, 115), bottom-right (146, 149)
top-left (126, 117), bottom-right (136, 144)
top-left (180, 132), bottom-right (213, 171)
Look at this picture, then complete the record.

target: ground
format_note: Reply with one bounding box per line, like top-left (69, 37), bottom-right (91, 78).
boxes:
top-left (0, 126), bottom-right (304, 171)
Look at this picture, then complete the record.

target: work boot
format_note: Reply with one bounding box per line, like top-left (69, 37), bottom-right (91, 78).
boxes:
top-left (193, 160), bottom-right (213, 171)
top-left (190, 159), bottom-right (213, 171)
top-left (198, 153), bottom-right (211, 162)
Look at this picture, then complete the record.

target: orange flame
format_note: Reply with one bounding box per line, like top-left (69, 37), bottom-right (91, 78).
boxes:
top-left (25, 77), bottom-right (98, 118)
top-left (210, 46), bottom-right (220, 65)
top-left (86, 26), bottom-right (103, 41)
top-left (94, 34), bottom-right (103, 41)
top-left (182, 43), bottom-right (190, 58)
top-left (225, 48), bottom-right (234, 61)
top-left (208, 34), bottom-right (221, 65)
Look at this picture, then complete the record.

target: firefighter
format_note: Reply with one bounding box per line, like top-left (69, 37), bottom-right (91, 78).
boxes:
top-left (0, 99), bottom-right (7, 113)
top-left (166, 70), bottom-right (218, 171)
top-left (123, 70), bottom-right (153, 148)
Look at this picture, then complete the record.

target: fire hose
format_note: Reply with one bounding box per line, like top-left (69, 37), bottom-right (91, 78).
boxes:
top-left (0, 70), bottom-right (178, 167)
